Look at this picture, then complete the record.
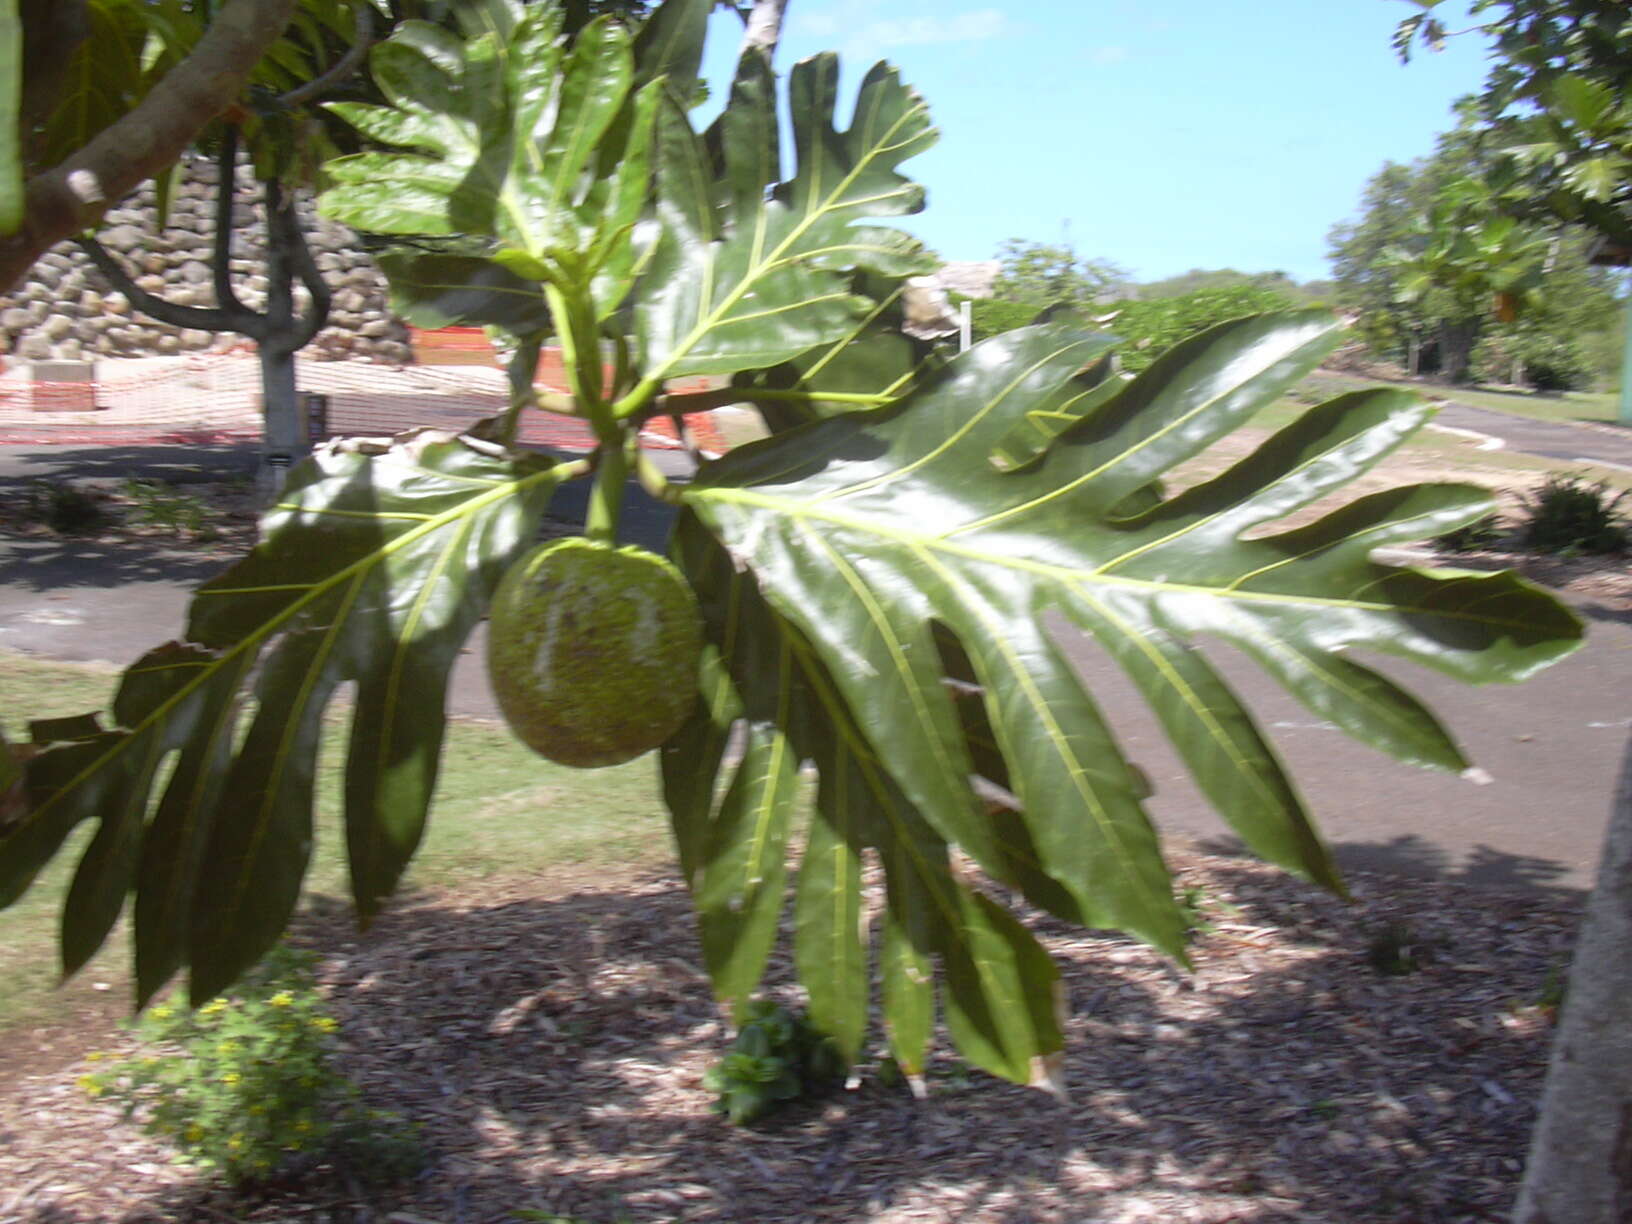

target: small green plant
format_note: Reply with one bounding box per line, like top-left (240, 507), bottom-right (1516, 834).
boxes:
top-left (1531, 962), bottom-right (1570, 1016)
top-left (1520, 473), bottom-right (1629, 555)
top-left (121, 479), bottom-right (216, 539)
top-left (22, 480), bottom-right (105, 533)
top-left (1179, 883), bottom-right (1213, 939)
top-left (81, 944), bottom-right (420, 1185)
top-left (1432, 512), bottom-right (1505, 553)
top-left (1365, 921), bottom-right (1428, 976)
top-left (703, 1000), bottom-right (843, 1125)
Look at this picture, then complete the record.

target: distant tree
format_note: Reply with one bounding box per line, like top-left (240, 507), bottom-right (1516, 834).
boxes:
top-left (992, 237), bottom-right (1128, 307)
top-left (1397, 0), bottom-right (1632, 248)
top-left (1329, 147), bottom-right (1468, 375)
top-left (1134, 267), bottom-right (1318, 302)
top-left (1324, 129), bottom-right (1616, 385)
top-left (1471, 231), bottom-right (1619, 389)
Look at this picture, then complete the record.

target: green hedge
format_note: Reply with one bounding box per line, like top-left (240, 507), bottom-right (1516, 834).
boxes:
top-left (959, 284), bottom-right (1295, 368)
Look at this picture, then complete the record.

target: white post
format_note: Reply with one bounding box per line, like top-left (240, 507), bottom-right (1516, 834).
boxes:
top-left (959, 298), bottom-right (972, 352)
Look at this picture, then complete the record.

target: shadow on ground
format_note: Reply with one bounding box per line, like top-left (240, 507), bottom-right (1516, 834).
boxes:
top-left (14, 851), bottom-right (1580, 1224)
top-left (1199, 833), bottom-right (1586, 904)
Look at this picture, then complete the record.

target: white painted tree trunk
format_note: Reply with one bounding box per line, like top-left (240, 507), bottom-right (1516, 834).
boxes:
top-left (1512, 734), bottom-right (1632, 1223)
top-left (742, 0), bottom-right (789, 61)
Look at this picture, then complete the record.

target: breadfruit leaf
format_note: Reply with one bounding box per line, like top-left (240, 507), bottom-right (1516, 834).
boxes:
top-left (321, 6), bottom-right (660, 323)
top-left (671, 310), bottom-right (1582, 1080)
top-left (632, 48), bottom-right (938, 384)
top-left (0, 435), bottom-right (572, 1005)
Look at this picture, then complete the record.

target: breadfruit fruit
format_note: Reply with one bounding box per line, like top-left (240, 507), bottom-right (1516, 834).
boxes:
top-left (486, 537), bottom-right (703, 768)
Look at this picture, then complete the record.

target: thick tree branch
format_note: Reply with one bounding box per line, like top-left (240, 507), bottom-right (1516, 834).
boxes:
top-left (76, 234), bottom-right (261, 336)
top-left (0, 0), bottom-right (300, 291)
top-left (286, 201), bottom-right (332, 352)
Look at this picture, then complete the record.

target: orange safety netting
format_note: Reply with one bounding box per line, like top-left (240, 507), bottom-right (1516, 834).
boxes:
top-left (0, 339), bottom-right (728, 455)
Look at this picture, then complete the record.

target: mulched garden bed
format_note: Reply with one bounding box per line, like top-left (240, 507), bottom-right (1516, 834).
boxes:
top-left (0, 846), bottom-right (1579, 1223)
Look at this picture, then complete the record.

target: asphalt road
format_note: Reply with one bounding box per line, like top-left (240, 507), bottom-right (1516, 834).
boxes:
top-left (0, 427), bottom-right (1627, 897)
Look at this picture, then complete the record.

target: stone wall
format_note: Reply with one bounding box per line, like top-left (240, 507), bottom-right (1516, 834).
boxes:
top-left (0, 155), bottom-right (411, 365)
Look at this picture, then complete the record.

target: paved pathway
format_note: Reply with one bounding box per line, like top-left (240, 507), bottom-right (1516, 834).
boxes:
top-left (1433, 398), bottom-right (1632, 473)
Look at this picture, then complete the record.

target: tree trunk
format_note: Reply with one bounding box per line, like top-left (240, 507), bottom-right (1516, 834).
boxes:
top-left (1407, 334), bottom-right (1421, 377)
top-left (256, 174), bottom-right (329, 495)
top-left (1513, 735), bottom-right (1632, 1223)
top-left (742, 0), bottom-right (790, 61)
top-left (1438, 318), bottom-right (1477, 383)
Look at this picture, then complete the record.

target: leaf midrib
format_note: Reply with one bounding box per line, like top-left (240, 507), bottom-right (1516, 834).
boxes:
top-left (691, 486), bottom-right (1545, 632)
top-left (621, 87), bottom-right (929, 405)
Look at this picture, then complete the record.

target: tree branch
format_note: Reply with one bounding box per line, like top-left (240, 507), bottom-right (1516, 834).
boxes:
top-left (77, 234), bottom-right (256, 335)
top-left (287, 202), bottom-right (331, 351)
top-left (274, 0), bottom-right (372, 109)
top-left (0, 0), bottom-right (300, 291)
top-left (212, 125), bottom-right (248, 318)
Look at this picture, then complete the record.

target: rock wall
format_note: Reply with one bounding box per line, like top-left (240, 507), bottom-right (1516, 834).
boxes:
top-left (0, 155), bottom-right (411, 365)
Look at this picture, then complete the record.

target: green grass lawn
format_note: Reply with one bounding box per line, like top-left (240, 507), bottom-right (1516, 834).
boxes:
top-left (0, 651), bottom-right (679, 1032)
top-left (1300, 370), bottom-right (1624, 428)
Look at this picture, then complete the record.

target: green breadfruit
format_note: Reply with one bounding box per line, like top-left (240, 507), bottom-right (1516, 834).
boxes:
top-left (486, 537), bottom-right (704, 768)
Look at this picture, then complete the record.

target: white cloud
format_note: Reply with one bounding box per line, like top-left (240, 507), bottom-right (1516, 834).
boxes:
top-left (1089, 45), bottom-right (1131, 65)
top-left (795, 4), bottom-right (1014, 58)
top-left (863, 10), bottom-right (1011, 50)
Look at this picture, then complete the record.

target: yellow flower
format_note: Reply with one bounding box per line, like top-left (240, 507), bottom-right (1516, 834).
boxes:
top-left (76, 1074), bottom-right (103, 1097)
top-left (268, 991), bottom-right (294, 1008)
top-left (227, 1134), bottom-right (244, 1151)
top-left (216, 1040), bottom-right (240, 1057)
top-left (185, 1124), bottom-right (204, 1142)
top-left (221, 1071), bottom-right (241, 1086)
top-left (311, 1016), bottom-right (338, 1033)
top-left (200, 999), bottom-right (229, 1017)
top-left (85, 1051), bottom-right (105, 1062)
top-left (150, 1005), bottom-right (173, 1021)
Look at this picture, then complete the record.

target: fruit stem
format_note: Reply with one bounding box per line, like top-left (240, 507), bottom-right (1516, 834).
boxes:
top-left (635, 451), bottom-right (685, 505)
top-left (586, 440), bottom-right (627, 544)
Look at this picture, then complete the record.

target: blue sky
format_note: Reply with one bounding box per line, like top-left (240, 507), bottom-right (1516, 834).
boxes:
top-left (696, 1), bottom-right (1494, 284)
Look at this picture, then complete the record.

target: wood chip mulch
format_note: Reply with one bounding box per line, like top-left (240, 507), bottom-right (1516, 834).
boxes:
top-left (0, 847), bottom-right (1580, 1224)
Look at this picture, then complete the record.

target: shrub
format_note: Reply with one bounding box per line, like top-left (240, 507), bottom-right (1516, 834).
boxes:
top-left (81, 944), bottom-right (420, 1185)
top-left (1107, 285), bottom-right (1296, 371)
top-left (957, 284), bottom-right (1294, 362)
top-left (1433, 512), bottom-right (1505, 553)
top-left (957, 296), bottom-right (1044, 343)
top-left (22, 480), bottom-right (105, 533)
top-left (121, 479), bottom-right (215, 539)
top-left (1472, 329), bottom-right (1593, 392)
top-left (1520, 473), bottom-right (1629, 555)
top-left (703, 1000), bottom-right (843, 1125)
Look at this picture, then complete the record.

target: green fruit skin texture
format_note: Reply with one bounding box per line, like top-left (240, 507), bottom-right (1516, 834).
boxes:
top-left (486, 537), bottom-right (704, 768)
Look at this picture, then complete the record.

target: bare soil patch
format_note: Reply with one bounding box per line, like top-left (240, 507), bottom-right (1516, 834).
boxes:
top-left (1, 848), bottom-right (1579, 1224)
